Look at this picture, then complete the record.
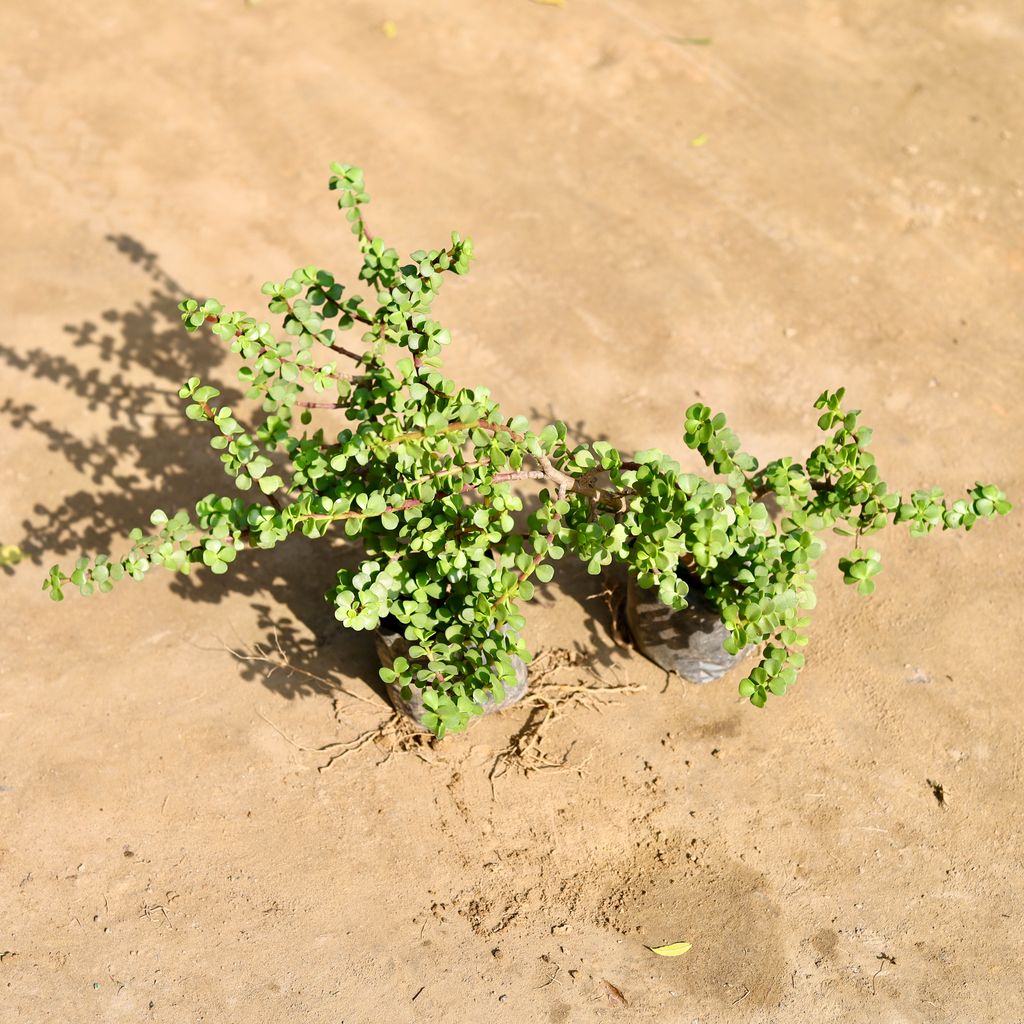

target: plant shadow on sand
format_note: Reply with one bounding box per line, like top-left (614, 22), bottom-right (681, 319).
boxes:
top-left (6, 236), bottom-right (629, 711)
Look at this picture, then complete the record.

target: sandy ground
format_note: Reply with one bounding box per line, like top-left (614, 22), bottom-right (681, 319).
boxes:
top-left (2, 2), bottom-right (1023, 1021)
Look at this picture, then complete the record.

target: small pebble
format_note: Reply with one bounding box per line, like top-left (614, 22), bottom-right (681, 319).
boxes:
top-left (498, 994), bottom-right (508, 1003)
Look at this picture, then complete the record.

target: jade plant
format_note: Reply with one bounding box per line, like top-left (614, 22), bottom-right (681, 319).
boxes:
top-left (44, 164), bottom-right (1010, 735)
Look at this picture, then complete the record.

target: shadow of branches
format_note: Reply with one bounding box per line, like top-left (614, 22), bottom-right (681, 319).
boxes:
top-left (5, 237), bottom-right (628, 707)
top-left (6, 235), bottom-right (378, 700)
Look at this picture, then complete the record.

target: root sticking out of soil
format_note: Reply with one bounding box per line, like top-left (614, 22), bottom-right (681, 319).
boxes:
top-left (225, 628), bottom-right (438, 769)
top-left (488, 647), bottom-right (644, 784)
top-left (227, 632), bottom-right (639, 778)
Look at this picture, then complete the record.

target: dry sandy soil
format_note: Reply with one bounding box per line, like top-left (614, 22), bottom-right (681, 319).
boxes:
top-left (2, 2), bottom-right (1023, 1022)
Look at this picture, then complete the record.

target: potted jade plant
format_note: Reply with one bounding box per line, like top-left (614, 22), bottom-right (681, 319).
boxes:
top-left (45, 164), bottom-right (1010, 736)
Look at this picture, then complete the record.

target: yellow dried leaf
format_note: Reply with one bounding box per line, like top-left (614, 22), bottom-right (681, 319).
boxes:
top-left (690, 134), bottom-right (708, 148)
top-left (0, 544), bottom-right (24, 567)
top-left (531, 0), bottom-right (565, 7)
top-left (382, 20), bottom-right (398, 38)
top-left (648, 941), bottom-right (692, 957)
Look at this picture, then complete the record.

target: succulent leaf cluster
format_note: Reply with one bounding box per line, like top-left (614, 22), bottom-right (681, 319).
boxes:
top-left (45, 166), bottom-right (1010, 733)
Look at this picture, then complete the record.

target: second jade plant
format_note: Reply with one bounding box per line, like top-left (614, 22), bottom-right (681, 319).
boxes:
top-left (45, 165), bottom-right (1010, 735)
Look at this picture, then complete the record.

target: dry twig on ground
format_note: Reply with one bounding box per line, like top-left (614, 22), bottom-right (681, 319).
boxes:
top-left (221, 627), bottom-right (437, 769)
top-left (254, 702), bottom-right (436, 771)
top-left (223, 627), bottom-right (380, 708)
top-left (318, 712), bottom-right (435, 771)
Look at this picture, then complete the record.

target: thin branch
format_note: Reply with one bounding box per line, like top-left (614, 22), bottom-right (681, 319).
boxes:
top-left (491, 470), bottom-right (548, 484)
top-left (307, 281), bottom-right (375, 328)
top-left (281, 296), bottom-right (367, 362)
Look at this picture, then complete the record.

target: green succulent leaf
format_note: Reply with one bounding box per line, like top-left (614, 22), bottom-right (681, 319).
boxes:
top-left (44, 164), bottom-right (1010, 737)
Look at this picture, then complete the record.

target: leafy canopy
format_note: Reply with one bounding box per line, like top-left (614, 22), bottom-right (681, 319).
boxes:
top-left (45, 165), bottom-right (1011, 733)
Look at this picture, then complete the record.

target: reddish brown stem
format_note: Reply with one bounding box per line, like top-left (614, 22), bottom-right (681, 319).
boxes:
top-left (282, 297), bottom-right (365, 362)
